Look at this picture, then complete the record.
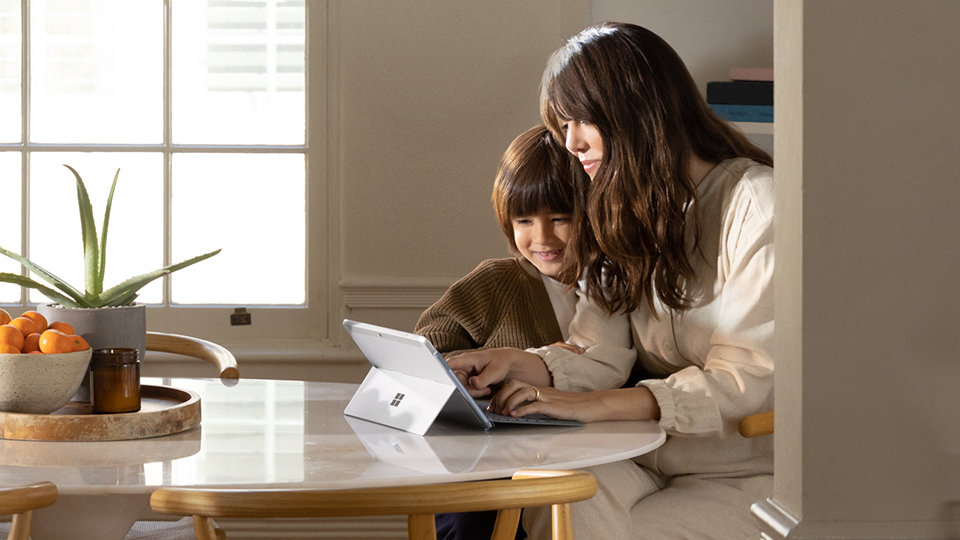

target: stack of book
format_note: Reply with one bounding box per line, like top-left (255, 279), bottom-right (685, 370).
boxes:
top-left (706, 67), bottom-right (773, 123)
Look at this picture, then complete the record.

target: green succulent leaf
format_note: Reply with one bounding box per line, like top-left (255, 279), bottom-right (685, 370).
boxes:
top-left (64, 164), bottom-right (102, 298)
top-left (0, 272), bottom-right (87, 308)
top-left (104, 291), bottom-right (139, 307)
top-left (0, 245), bottom-right (87, 304)
top-left (3, 166), bottom-right (220, 309)
top-left (98, 168), bottom-right (121, 295)
top-left (89, 248), bottom-right (222, 307)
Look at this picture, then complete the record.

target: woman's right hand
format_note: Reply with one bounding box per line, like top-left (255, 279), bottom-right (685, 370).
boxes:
top-left (446, 347), bottom-right (551, 398)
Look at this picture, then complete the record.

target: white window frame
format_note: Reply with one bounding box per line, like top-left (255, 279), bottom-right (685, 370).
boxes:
top-left (1, 1), bottom-right (332, 358)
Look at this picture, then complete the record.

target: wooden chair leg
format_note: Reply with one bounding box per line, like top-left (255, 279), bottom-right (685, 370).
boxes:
top-left (9, 512), bottom-right (32, 540)
top-left (192, 515), bottom-right (220, 540)
top-left (551, 503), bottom-right (574, 540)
top-left (408, 513), bottom-right (436, 540)
top-left (491, 508), bottom-right (522, 540)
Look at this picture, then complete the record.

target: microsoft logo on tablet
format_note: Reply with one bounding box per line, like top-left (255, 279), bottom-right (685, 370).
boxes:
top-left (390, 393), bottom-right (405, 407)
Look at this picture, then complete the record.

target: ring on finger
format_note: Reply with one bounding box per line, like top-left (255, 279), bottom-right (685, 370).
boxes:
top-left (531, 386), bottom-right (541, 402)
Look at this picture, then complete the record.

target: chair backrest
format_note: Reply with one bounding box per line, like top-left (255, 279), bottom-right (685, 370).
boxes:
top-left (150, 469), bottom-right (597, 540)
top-left (738, 410), bottom-right (774, 438)
top-left (0, 481), bottom-right (58, 540)
top-left (145, 331), bottom-right (239, 380)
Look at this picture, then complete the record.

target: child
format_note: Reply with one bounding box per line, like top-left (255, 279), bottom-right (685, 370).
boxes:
top-left (414, 124), bottom-right (581, 357)
top-left (416, 124), bottom-right (583, 540)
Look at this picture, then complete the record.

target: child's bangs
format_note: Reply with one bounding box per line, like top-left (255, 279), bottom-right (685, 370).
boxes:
top-left (507, 164), bottom-right (574, 218)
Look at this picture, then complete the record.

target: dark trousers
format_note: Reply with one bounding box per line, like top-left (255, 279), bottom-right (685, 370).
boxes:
top-left (436, 511), bottom-right (526, 540)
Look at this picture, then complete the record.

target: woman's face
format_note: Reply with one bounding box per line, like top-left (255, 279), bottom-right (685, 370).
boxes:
top-left (561, 119), bottom-right (603, 179)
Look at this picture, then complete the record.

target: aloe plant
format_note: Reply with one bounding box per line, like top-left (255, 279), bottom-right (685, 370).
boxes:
top-left (0, 165), bottom-right (220, 308)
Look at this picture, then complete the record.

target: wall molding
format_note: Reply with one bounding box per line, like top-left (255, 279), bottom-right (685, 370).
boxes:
top-left (340, 277), bottom-right (451, 309)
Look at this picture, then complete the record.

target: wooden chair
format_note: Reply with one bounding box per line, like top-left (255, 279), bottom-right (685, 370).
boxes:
top-left (0, 481), bottom-right (58, 540)
top-left (149, 469), bottom-right (598, 540)
top-left (738, 410), bottom-right (774, 438)
top-left (145, 331), bottom-right (239, 380)
top-left (124, 332), bottom-right (237, 540)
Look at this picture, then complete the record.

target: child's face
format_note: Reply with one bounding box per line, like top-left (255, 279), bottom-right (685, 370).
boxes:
top-left (512, 210), bottom-right (571, 278)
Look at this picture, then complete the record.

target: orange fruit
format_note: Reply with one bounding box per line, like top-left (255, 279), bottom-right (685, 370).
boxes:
top-left (70, 334), bottom-right (90, 352)
top-left (0, 343), bottom-right (20, 354)
top-left (0, 325), bottom-right (24, 352)
top-left (22, 332), bottom-right (42, 353)
top-left (48, 321), bottom-right (75, 335)
top-left (8, 317), bottom-right (39, 337)
top-left (38, 329), bottom-right (74, 354)
top-left (0, 308), bottom-right (11, 325)
top-left (20, 310), bottom-right (48, 333)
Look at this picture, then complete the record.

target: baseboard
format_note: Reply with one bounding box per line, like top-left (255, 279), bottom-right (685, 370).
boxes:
top-left (753, 497), bottom-right (799, 540)
top-left (753, 497), bottom-right (960, 539)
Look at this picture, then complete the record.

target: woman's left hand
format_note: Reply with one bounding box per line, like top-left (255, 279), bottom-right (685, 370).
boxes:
top-left (486, 380), bottom-right (600, 423)
top-left (487, 380), bottom-right (662, 424)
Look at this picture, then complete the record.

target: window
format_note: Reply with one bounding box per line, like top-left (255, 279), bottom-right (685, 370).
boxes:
top-left (0, 0), bottom-right (320, 345)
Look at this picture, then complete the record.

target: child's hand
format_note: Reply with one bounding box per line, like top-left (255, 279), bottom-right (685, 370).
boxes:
top-left (452, 369), bottom-right (471, 388)
top-left (447, 347), bottom-right (551, 397)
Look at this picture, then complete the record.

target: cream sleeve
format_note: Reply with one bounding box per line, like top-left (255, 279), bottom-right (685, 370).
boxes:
top-left (640, 174), bottom-right (775, 437)
top-left (529, 287), bottom-right (636, 392)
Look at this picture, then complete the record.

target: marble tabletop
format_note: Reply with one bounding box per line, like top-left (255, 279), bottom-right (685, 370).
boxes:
top-left (0, 376), bottom-right (665, 539)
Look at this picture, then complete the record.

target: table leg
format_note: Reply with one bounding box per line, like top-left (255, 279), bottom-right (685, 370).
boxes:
top-left (31, 493), bottom-right (149, 540)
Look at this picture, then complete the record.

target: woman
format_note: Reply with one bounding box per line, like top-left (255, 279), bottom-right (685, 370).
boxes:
top-left (448, 22), bottom-right (774, 538)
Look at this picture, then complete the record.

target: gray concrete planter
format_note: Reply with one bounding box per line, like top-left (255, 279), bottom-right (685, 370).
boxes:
top-left (37, 303), bottom-right (146, 402)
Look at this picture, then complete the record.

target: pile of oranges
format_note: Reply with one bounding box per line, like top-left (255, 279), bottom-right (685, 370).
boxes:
top-left (0, 308), bottom-right (90, 354)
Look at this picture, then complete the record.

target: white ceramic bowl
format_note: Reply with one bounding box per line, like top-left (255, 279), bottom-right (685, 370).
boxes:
top-left (0, 349), bottom-right (92, 414)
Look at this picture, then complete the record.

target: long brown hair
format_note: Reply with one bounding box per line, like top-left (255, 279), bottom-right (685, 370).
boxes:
top-left (541, 23), bottom-right (772, 314)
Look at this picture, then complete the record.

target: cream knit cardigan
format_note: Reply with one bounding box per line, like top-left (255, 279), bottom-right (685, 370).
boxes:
top-left (533, 157), bottom-right (775, 477)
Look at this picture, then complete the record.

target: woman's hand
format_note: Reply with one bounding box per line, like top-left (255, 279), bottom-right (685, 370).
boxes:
top-left (487, 380), bottom-right (662, 423)
top-left (446, 347), bottom-right (551, 398)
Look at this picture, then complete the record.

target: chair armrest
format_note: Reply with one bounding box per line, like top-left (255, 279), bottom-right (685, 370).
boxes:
top-left (738, 410), bottom-right (774, 438)
top-left (146, 332), bottom-right (239, 380)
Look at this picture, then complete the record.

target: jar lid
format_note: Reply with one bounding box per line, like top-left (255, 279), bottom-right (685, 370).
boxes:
top-left (91, 347), bottom-right (140, 367)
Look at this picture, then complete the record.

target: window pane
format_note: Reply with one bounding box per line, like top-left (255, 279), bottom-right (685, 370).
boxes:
top-left (28, 154), bottom-right (163, 305)
top-left (0, 152), bottom-right (21, 302)
top-left (172, 0), bottom-right (305, 144)
top-left (0, 0), bottom-right (20, 142)
top-left (171, 153), bottom-right (304, 304)
top-left (30, 0), bottom-right (162, 144)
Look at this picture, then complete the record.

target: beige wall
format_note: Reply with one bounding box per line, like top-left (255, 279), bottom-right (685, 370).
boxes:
top-left (144, 1), bottom-right (960, 538)
top-left (756, 1), bottom-right (960, 538)
top-left (330, 0), bottom-right (773, 378)
top-left (150, 1), bottom-right (774, 383)
top-left (334, 0), bottom-right (589, 346)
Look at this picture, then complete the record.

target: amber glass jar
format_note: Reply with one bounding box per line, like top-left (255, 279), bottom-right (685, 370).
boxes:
top-left (91, 348), bottom-right (141, 414)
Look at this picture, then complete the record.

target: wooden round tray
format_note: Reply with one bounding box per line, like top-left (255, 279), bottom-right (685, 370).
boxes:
top-left (0, 384), bottom-right (200, 442)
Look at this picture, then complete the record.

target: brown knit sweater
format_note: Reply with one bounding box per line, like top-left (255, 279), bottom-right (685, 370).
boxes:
top-left (415, 257), bottom-right (564, 356)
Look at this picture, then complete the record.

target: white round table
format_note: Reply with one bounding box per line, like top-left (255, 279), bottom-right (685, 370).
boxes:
top-left (0, 377), bottom-right (665, 539)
